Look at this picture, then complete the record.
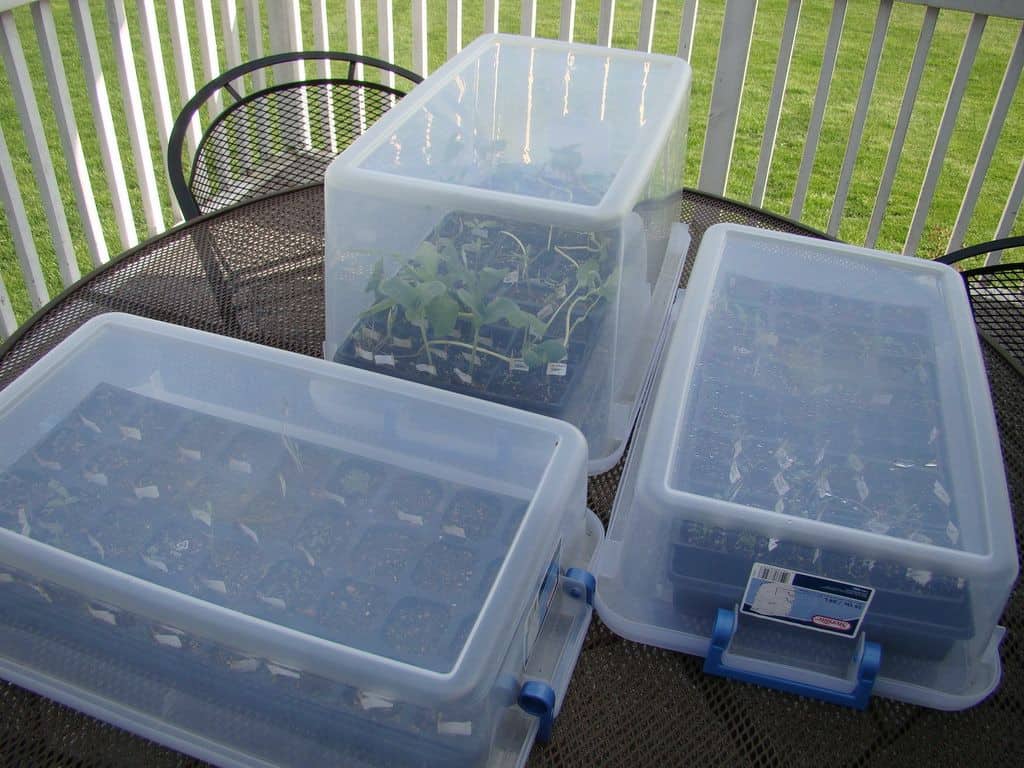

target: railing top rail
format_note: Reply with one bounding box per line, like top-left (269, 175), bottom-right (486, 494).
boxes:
top-left (900, 0), bottom-right (1024, 20)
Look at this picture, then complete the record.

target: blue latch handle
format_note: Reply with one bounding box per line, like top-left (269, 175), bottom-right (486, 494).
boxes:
top-left (518, 681), bottom-right (556, 742)
top-left (703, 608), bottom-right (882, 710)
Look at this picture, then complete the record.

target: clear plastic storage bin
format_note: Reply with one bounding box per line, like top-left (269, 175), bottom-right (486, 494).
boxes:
top-left (594, 225), bottom-right (1018, 710)
top-left (324, 34), bottom-right (691, 474)
top-left (0, 314), bottom-right (602, 767)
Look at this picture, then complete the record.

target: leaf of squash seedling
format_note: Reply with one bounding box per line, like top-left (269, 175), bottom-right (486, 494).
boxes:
top-left (508, 308), bottom-right (545, 338)
top-left (359, 297), bottom-right (396, 319)
top-left (599, 268), bottom-right (619, 300)
top-left (525, 339), bottom-right (568, 369)
top-left (411, 243), bottom-right (441, 280)
top-left (366, 259), bottom-right (385, 296)
top-left (380, 276), bottom-right (418, 312)
top-left (426, 294), bottom-right (460, 337)
top-left (482, 297), bottom-right (520, 325)
top-left (478, 267), bottom-right (507, 297)
top-left (576, 259), bottom-right (601, 290)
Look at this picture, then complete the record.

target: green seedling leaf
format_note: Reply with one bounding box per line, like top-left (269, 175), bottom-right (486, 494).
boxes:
top-left (411, 243), bottom-right (441, 280)
top-left (524, 339), bottom-right (567, 369)
top-left (478, 267), bottom-right (507, 297)
top-left (426, 294), bottom-right (460, 337)
top-left (360, 297), bottom-right (396, 319)
top-left (380, 276), bottom-right (418, 311)
top-left (576, 259), bottom-right (601, 290)
top-left (366, 259), bottom-right (384, 296)
top-left (482, 297), bottom-right (520, 325)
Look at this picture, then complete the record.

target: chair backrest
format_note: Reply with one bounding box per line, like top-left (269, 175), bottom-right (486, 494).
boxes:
top-left (168, 51), bottom-right (422, 220)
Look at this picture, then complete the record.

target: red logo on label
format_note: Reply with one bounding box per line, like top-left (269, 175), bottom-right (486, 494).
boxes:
top-left (812, 615), bottom-right (852, 631)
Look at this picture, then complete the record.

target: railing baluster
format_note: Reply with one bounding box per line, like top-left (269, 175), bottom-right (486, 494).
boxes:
top-left (698, 0), bottom-right (756, 196)
top-left (790, 0), bottom-right (847, 221)
top-left (638, 0), bottom-right (657, 53)
top-left (105, 0), bottom-right (165, 236)
top-left (412, 0), bottom-right (428, 77)
top-left (267, 0), bottom-right (312, 142)
top-left (448, 0), bottom-right (462, 57)
top-left (220, 0), bottom-right (243, 75)
top-left (865, 5), bottom-right (938, 248)
top-left (485, 0), bottom-right (499, 34)
top-left (676, 0), bottom-right (698, 60)
top-left (904, 13), bottom-right (987, 256)
top-left (598, 0), bottom-right (615, 47)
top-left (560, 0), bottom-right (575, 42)
top-left (521, 0), bottom-right (536, 37)
top-left (0, 272), bottom-right (15, 337)
top-left (989, 156), bottom-right (1024, 265)
top-left (377, 0), bottom-right (396, 87)
top-left (31, 0), bottom-right (108, 267)
top-left (341, 0), bottom-right (366, 132)
top-left (312, 0), bottom-right (337, 153)
top-left (828, 0), bottom-right (892, 237)
top-left (751, 0), bottom-right (801, 208)
top-left (136, 0), bottom-right (183, 223)
top-left (68, 0), bottom-right (137, 249)
top-left (947, 21), bottom-right (1024, 253)
top-left (0, 10), bottom-right (77, 288)
top-left (244, 0), bottom-right (265, 89)
top-left (0, 124), bottom-right (49, 311)
top-left (195, 0), bottom-right (223, 114)
top-left (167, 0), bottom-right (202, 158)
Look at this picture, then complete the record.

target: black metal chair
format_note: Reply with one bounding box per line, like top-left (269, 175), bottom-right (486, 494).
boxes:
top-left (938, 235), bottom-right (1024, 373)
top-left (168, 51), bottom-right (422, 220)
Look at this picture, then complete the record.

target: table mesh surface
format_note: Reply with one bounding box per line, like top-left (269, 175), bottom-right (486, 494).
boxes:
top-left (1, 186), bottom-right (1021, 767)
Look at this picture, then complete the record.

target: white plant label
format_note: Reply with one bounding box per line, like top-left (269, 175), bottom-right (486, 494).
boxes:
top-left (393, 336), bottom-right (412, 349)
top-left (462, 352), bottom-right (481, 365)
top-left (729, 461), bottom-right (742, 485)
top-left (454, 368), bottom-right (473, 384)
top-left (134, 485), bottom-right (160, 500)
top-left (34, 454), bottom-right (61, 471)
top-left (229, 458), bottom-right (253, 474)
top-left (178, 446), bottom-right (202, 461)
top-left (929, 426), bottom-right (939, 445)
top-left (83, 471), bottom-right (108, 487)
top-left (415, 363), bottom-right (437, 376)
top-left (856, 477), bottom-right (870, 502)
top-left (908, 569), bottom-right (933, 587)
top-left (228, 657), bottom-right (261, 672)
top-left (478, 335), bottom-right (494, 348)
top-left (503, 270), bottom-right (519, 284)
top-left (87, 606), bottom-right (117, 625)
top-left (355, 346), bottom-right (374, 362)
top-left (358, 691), bottom-right (394, 711)
top-left (191, 507), bottom-right (212, 527)
top-left (848, 454), bottom-right (864, 473)
top-left (443, 524), bottom-right (466, 539)
top-left (79, 414), bottom-right (102, 434)
top-left (733, 439), bottom-right (743, 459)
top-left (153, 633), bottom-right (183, 649)
top-left (817, 474), bottom-right (831, 499)
top-left (774, 497), bottom-right (785, 514)
top-left (362, 327), bottom-right (382, 342)
top-left (397, 511), bottom-right (424, 526)
top-left (546, 362), bottom-right (567, 377)
top-left (933, 480), bottom-right (951, 506)
top-left (437, 719), bottom-right (473, 736)
top-left (434, 348), bottom-right (448, 360)
top-left (374, 354), bottom-right (396, 367)
top-left (946, 520), bottom-right (960, 545)
top-left (815, 441), bottom-right (828, 466)
top-left (772, 473), bottom-right (790, 496)
top-left (119, 426), bottom-right (142, 441)
top-left (510, 359), bottom-right (529, 372)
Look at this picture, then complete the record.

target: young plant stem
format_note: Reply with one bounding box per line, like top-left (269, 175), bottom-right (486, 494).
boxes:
top-left (563, 291), bottom-right (601, 346)
top-left (420, 326), bottom-right (433, 366)
top-left (553, 246), bottom-right (579, 269)
top-left (426, 340), bottom-right (513, 364)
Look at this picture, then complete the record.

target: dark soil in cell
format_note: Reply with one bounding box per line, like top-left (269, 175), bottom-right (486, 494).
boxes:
top-left (383, 598), bottom-right (451, 661)
top-left (352, 527), bottom-right (417, 584)
top-left (293, 510), bottom-right (357, 568)
top-left (413, 542), bottom-right (477, 592)
top-left (142, 519), bottom-right (212, 577)
top-left (442, 491), bottom-right (505, 540)
top-left (257, 559), bottom-right (323, 617)
top-left (318, 578), bottom-right (389, 632)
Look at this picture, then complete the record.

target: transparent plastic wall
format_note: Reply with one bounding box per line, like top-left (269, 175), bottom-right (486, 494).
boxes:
top-left (325, 35), bottom-right (691, 472)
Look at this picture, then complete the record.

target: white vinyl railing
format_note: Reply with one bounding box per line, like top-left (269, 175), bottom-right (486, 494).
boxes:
top-left (0, 0), bottom-right (1022, 340)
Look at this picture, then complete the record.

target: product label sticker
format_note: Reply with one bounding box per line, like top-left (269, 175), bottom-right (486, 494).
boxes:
top-left (740, 562), bottom-right (874, 638)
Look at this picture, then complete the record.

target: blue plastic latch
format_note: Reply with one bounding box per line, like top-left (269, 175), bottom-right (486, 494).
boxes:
top-left (703, 608), bottom-right (882, 710)
top-left (518, 680), bottom-right (556, 742)
top-left (564, 567), bottom-right (596, 606)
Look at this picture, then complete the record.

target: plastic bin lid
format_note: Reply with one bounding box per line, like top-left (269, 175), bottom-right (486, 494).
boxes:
top-left (327, 33), bottom-right (691, 225)
top-left (592, 224), bottom-right (1017, 709)
top-left (0, 313), bottom-right (590, 705)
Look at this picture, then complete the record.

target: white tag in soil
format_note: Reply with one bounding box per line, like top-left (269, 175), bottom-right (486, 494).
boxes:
top-left (454, 368), bottom-right (473, 384)
top-left (415, 363), bottom-right (437, 376)
top-left (509, 359), bottom-right (529, 373)
top-left (374, 354), bottom-right (396, 367)
top-left (393, 337), bottom-right (413, 350)
top-left (355, 346), bottom-right (374, 362)
top-left (546, 362), bottom-right (567, 377)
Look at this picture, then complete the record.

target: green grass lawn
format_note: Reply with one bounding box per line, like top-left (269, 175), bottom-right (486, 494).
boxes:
top-left (1, 0), bottom-right (1022, 332)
